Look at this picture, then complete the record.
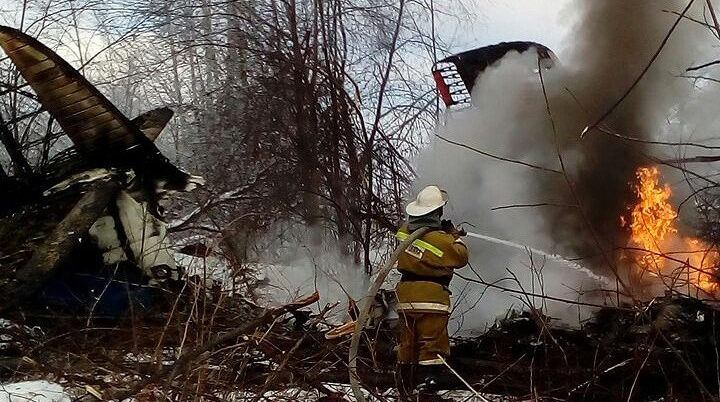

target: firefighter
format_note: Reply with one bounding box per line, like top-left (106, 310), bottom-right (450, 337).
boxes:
top-left (394, 185), bottom-right (468, 400)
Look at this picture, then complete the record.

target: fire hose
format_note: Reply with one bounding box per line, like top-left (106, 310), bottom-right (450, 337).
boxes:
top-left (347, 226), bottom-right (607, 401)
top-left (348, 226), bottom-right (429, 402)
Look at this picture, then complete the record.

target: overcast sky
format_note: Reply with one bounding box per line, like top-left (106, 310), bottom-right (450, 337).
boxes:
top-left (0, 1), bottom-right (575, 56)
top-left (444, 0), bottom-right (573, 55)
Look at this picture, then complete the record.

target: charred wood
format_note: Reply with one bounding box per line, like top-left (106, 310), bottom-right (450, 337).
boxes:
top-left (0, 179), bottom-right (120, 311)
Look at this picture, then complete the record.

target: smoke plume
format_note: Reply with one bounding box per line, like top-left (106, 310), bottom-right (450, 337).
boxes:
top-left (413, 0), bottom-right (710, 330)
top-left (545, 0), bottom-right (702, 263)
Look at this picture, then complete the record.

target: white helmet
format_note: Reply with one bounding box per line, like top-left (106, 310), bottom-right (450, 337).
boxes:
top-left (405, 185), bottom-right (447, 217)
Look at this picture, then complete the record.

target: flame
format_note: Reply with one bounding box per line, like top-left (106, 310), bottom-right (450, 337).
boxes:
top-left (625, 166), bottom-right (719, 296)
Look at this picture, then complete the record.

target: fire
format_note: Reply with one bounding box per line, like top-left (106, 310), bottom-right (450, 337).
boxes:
top-left (627, 167), bottom-right (677, 271)
top-left (625, 166), bottom-right (719, 296)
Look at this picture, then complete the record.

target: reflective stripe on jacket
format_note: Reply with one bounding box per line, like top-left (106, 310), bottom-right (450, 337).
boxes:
top-left (394, 223), bottom-right (469, 313)
top-left (396, 224), bottom-right (468, 278)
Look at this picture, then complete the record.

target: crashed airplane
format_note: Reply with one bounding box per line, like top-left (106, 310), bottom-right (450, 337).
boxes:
top-left (0, 26), bottom-right (202, 314)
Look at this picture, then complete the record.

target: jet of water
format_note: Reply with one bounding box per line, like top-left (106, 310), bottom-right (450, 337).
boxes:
top-left (464, 230), bottom-right (612, 285)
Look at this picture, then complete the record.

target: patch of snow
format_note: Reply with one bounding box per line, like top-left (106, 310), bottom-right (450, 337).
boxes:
top-left (184, 175), bottom-right (205, 192)
top-left (123, 349), bottom-right (176, 365)
top-left (0, 381), bottom-right (71, 402)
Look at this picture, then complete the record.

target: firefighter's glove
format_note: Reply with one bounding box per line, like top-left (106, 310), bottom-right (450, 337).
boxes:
top-left (441, 219), bottom-right (466, 239)
top-left (441, 219), bottom-right (455, 232)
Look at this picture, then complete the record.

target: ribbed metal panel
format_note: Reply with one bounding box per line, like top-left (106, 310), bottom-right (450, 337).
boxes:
top-left (0, 26), bottom-right (148, 163)
top-left (0, 26), bottom-right (194, 192)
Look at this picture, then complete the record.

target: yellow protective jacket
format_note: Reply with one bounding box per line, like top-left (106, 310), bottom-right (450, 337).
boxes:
top-left (394, 223), bottom-right (468, 314)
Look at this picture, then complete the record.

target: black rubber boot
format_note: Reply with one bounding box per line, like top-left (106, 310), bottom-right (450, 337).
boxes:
top-left (416, 365), bottom-right (451, 401)
top-left (395, 363), bottom-right (417, 401)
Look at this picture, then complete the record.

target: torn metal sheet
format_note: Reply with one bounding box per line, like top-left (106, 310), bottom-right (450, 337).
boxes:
top-left (0, 26), bottom-right (204, 314)
top-left (432, 41), bottom-right (557, 107)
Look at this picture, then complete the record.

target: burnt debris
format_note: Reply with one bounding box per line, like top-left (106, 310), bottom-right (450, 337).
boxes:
top-left (0, 26), bottom-right (202, 315)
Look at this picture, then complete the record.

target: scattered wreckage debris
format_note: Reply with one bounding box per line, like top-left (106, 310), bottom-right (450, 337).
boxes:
top-left (14, 291), bottom-right (705, 401)
top-left (1, 263), bottom-right (720, 400)
top-left (107, 291), bottom-right (320, 400)
top-left (325, 291), bottom-right (397, 340)
top-left (31, 290), bottom-right (703, 400)
top-left (0, 25), bottom-right (202, 316)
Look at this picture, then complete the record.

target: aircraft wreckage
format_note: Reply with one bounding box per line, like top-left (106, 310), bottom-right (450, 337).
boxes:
top-left (432, 41), bottom-right (557, 108)
top-left (0, 35), bottom-right (578, 324)
top-left (0, 26), bottom-right (202, 314)
top-left (0, 36), bottom-right (559, 316)
top-left (1, 31), bottom-right (720, 401)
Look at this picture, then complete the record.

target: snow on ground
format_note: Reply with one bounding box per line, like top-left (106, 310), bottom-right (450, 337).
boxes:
top-left (0, 381), bottom-right (71, 402)
top-left (0, 319), bottom-right (42, 351)
top-left (230, 384), bottom-right (495, 401)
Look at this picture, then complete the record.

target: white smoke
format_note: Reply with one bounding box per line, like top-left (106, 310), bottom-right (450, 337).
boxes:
top-left (258, 226), bottom-right (368, 322)
top-left (415, 52), bottom-right (607, 334)
top-left (412, 0), bottom-right (715, 333)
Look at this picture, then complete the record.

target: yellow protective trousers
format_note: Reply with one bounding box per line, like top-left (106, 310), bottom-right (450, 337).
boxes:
top-left (397, 310), bottom-right (450, 365)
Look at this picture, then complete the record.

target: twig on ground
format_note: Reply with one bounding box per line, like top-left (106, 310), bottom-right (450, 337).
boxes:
top-left (109, 291), bottom-right (320, 400)
top-left (436, 354), bottom-right (491, 402)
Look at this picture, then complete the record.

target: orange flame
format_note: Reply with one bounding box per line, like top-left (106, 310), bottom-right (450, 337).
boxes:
top-left (625, 166), bottom-right (719, 296)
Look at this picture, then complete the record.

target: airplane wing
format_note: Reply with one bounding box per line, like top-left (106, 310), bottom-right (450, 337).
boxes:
top-left (0, 26), bottom-right (194, 191)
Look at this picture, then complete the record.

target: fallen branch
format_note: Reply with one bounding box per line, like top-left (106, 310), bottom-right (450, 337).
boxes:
top-left (437, 354), bottom-right (490, 402)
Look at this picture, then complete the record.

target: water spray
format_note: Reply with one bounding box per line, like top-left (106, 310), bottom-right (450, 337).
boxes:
top-left (463, 230), bottom-right (612, 285)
